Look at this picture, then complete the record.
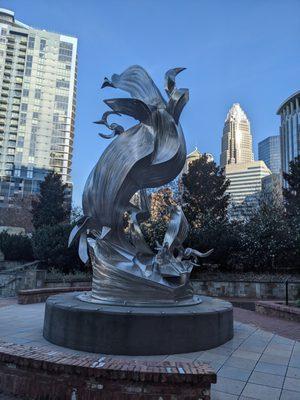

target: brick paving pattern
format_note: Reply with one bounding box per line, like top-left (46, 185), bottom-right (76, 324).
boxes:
top-left (0, 300), bottom-right (299, 399)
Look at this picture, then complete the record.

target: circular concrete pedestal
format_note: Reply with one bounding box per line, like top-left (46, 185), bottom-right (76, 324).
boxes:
top-left (43, 292), bottom-right (233, 355)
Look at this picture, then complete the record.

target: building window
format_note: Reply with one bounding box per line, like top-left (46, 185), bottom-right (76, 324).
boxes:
top-left (35, 89), bottom-right (41, 99)
top-left (27, 170), bottom-right (33, 179)
top-left (14, 169), bottom-right (20, 177)
top-left (21, 103), bottom-right (28, 111)
top-left (25, 68), bottom-right (31, 77)
top-left (58, 41), bottom-right (73, 63)
top-left (17, 138), bottom-right (24, 147)
top-left (32, 112), bottom-right (39, 120)
top-left (20, 113), bottom-right (27, 125)
top-left (22, 88), bottom-right (29, 97)
top-left (40, 39), bottom-right (46, 52)
top-left (56, 79), bottom-right (70, 89)
top-left (26, 55), bottom-right (33, 66)
top-left (28, 37), bottom-right (35, 49)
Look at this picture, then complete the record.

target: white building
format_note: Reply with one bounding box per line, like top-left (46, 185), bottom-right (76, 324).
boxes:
top-left (0, 8), bottom-right (77, 205)
top-left (225, 161), bottom-right (271, 205)
top-left (220, 103), bottom-right (254, 167)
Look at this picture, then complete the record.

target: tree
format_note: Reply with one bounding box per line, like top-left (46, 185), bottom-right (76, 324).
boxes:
top-left (141, 188), bottom-right (177, 249)
top-left (229, 194), bottom-right (300, 272)
top-left (31, 223), bottom-right (81, 272)
top-left (180, 155), bottom-right (231, 269)
top-left (0, 195), bottom-right (35, 233)
top-left (283, 156), bottom-right (300, 217)
top-left (182, 155), bottom-right (230, 228)
top-left (32, 172), bottom-right (70, 229)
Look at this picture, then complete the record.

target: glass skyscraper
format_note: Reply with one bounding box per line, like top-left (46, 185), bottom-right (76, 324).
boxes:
top-left (277, 91), bottom-right (300, 175)
top-left (258, 135), bottom-right (281, 174)
top-left (0, 8), bottom-right (77, 206)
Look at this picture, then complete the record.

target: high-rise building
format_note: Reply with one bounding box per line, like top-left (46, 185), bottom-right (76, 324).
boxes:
top-left (277, 91), bottom-right (300, 175)
top-left (258, 135), bottom-right (281, 174)
top-left (0, 8), bottom-right (77, 206)
top-left (220, 103), bottom-right (254, 167)
top-left (225, 161), bottom-right (271, 205)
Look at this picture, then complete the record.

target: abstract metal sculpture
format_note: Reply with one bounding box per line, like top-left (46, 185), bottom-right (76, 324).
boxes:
top-left (69, 65), bottom-right (212, 306)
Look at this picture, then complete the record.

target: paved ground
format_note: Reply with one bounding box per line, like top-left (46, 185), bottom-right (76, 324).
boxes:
top-left (0, 300), bottom-right (299, 399)
top-left (234, 307), bottom-right (300, 342)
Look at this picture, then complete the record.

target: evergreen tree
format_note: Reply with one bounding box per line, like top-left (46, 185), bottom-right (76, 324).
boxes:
top-left (32, 172), bottom-right (69, 229)
top-left (182, 155), bottom-right (230, 227)
top-left (283, 156), bottom-right (300, 217)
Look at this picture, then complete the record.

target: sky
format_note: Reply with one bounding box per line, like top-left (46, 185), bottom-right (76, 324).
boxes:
top-left (1, 0), bottom-right (300, 206)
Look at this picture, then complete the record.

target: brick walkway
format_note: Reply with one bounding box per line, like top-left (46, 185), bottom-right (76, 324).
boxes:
top-left (234, 307), bottom-right (300, 341)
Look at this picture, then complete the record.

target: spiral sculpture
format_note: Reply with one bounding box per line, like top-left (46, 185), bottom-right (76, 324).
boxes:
top-left (69, 66), bottom-right (212, 306)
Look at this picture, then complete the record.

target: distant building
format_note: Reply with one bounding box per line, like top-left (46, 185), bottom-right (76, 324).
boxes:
top-left (181, 148), bottom-right (213, 175)
top-left (225, 161), bottom-right (271, 205)
top-left (277, 91), bottom-right (300, 175)
top-left (220, 103), bottom-right (254, 167)
top-left (0, 8), bottom-right (77, 206)
top-left (258, 135), bottom-right (281, 174)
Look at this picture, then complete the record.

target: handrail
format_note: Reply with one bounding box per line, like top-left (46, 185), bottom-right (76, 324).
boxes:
top-left (0, 275), bottom-right (21, 289)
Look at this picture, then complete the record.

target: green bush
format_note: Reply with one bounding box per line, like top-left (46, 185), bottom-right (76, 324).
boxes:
top-left (31, 223), bottom-right (82, 272)
top-left (295, 299), bottom-right (300, 308)
top-left (0, 231), bottom-right (34, 261)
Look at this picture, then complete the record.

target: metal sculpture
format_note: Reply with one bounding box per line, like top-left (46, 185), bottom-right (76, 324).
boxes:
top-left (69, 65), bottom-right (212, 305)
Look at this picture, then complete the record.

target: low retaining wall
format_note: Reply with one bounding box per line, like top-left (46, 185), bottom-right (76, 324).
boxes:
top-left (255, 301), bottom-right (300, 323)
top-left (0, 341), bottom-right (216, 400)
top-left (18, 286), bottom-right (91, 304)
top-left (44, 279), bottom-right (91, 288)
top-left (192, 280), bottom-right (300, 300)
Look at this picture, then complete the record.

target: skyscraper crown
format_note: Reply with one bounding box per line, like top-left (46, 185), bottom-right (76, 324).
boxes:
top-left (225, 103), bottom-right (248, 123)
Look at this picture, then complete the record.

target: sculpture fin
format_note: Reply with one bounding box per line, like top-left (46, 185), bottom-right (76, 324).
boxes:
top-left (101, 77), bottom-right (115, 89)
top-left (167, 88), bottom-right (189, 124)
top-left (78, 232), bottom-right (89, 264)
top-left (104, 98), bottom-right (152, 124)
top-left (100, 226), bottom-right (111, 240)
top-left (165, 67), bottom-right (186, 96)
top-left (68, 216), bottom-right (91, 248)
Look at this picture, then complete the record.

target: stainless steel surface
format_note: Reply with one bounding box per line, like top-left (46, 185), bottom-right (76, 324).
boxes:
top-left (70, 65), bottom-right (212, 305)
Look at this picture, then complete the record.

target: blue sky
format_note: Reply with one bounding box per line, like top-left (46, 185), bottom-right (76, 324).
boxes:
top-left (2, 0), bottom-right (300, 206)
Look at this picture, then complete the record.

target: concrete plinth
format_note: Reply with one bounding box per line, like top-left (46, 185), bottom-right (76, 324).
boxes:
top-left (43, 292), bottom-right (233, 355)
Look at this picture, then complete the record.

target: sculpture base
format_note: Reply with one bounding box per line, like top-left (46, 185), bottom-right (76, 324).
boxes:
top-left (78, 291), bottom-right (202, 307)
top-left (43, 292), bottom-right (233, 355)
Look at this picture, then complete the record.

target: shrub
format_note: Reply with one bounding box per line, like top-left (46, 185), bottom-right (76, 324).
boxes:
top-left (0, 231), bottom-right (34, 261)
top-left (31, 223), bottom-right (82, 273)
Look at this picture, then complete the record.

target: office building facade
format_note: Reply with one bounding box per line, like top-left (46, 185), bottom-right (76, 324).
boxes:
top-left (220, 103), bottom-right (254, 167)
top-left (277, 91), bottom-right (300, 175)
top-left (258, 135), bottom-right (281, 174)
top-left (0, 8), bottom-right (77, 205)
top-left (225, 161), bottom-right (271, 205)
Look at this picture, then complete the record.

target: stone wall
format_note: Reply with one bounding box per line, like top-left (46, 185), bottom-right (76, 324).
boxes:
top-left (18, 286), bottom-right (91, 304)
top-left (0, 262), bottom-right (39, 297)
top-left (192, 280), bottom-right (300, 300)
top-left (255, 301), bottom-right (300, 322)
top-left (0, 341), bottom-right (216, 400)
top-left (43, 279), bottom-right (91, 288)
